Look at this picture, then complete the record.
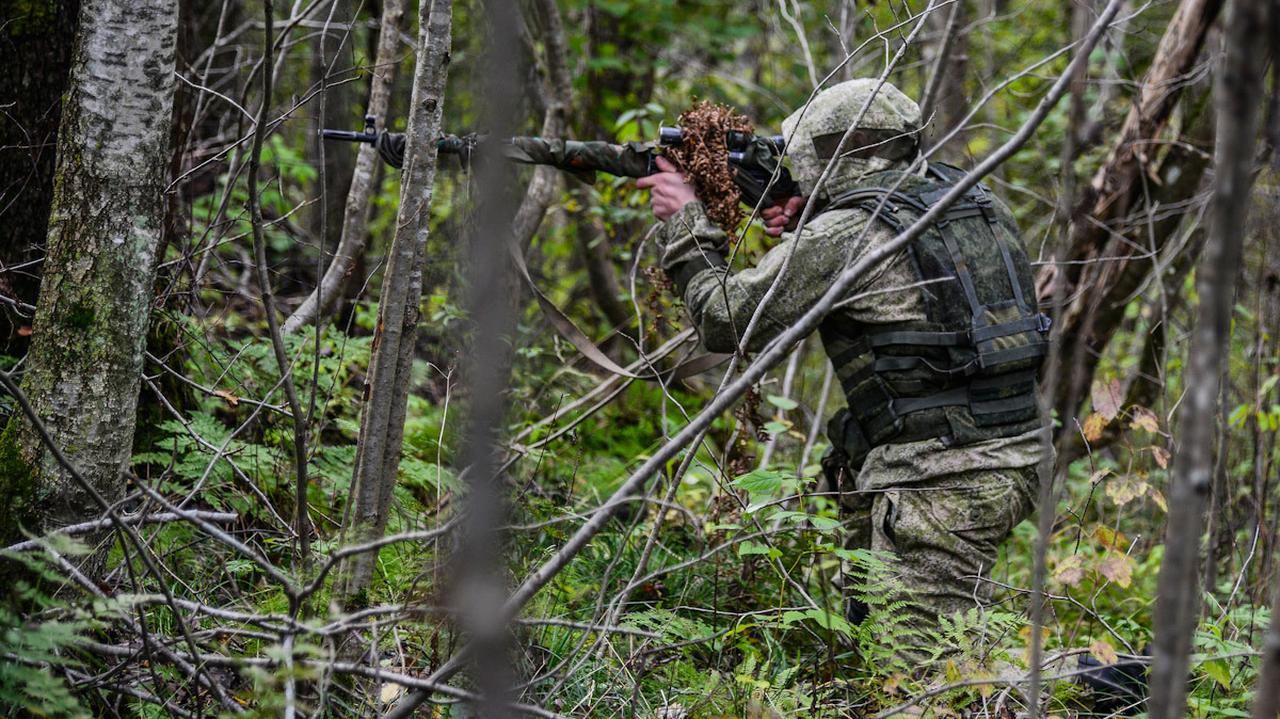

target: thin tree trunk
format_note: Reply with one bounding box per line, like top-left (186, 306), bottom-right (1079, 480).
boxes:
top-left (920, 0), bottom-right (969, 160)
top-left (0, 0), bottom-right (177, 554)
top-left (284, 0), bottom-right (406, 334)
top-left (510, 0), bottom-right (571, 251)
top-left (335, 0), bottom-right (452, 606)
top-left (453, 0), bottom-right (526, 708)
top-left (1150, 1), bottom-right (1270, 716)
top-left (309, 0), bottom-right (357, 251)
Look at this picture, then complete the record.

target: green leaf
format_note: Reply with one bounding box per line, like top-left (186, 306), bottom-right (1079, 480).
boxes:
top-left (731, 468), bottom-right (787, 494)
top-left (1200, 659), bottom-right (1232, 689)
top-left (763, 420), bottom-right (790, 436)
top-left (737, 540), bottom-right (779, 558)
top-left (780, 608), bottom-right (855, 637)
top-left (766, 394), bottom-right (798, 411)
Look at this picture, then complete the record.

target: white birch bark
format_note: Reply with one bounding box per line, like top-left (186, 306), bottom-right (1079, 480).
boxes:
top-left (1, 0), bottom-right (178, 549)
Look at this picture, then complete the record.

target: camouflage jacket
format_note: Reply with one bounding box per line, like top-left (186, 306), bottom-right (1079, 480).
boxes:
top-left (656, 190), bottom-right (1047, 480)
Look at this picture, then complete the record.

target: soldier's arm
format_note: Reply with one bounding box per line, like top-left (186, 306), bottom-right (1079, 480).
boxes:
top-left (659, 201), bottom-right (868, 353)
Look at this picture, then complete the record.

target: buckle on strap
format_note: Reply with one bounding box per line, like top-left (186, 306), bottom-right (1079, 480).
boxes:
top-left (1036, 313), bottom-right (1053, 334)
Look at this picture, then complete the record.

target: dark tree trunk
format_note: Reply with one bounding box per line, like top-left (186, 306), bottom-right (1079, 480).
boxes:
top-left (0, 0), bottom-right (81, 354)
top-left (309, 0), bottom-right (358, 252)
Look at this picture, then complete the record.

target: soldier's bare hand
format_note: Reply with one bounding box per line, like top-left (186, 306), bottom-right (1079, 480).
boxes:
top-left (636, 156), bottom-right (698, 221)
top-left (761, 195), bottom-right (807, 237)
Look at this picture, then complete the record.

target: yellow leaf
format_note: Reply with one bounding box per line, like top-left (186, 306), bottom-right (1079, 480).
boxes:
top-left (1090, 638), bottom-right (1118, 665)
top-left (213, 389), bottom-right (240, 407)
top-left (1149, 488), bottom-right (1168, 512)
top-left (1091, 378), bottom-right (1123, 420)
top-left (1083, 413), bottom-right (1107, 442)
top-left (1130, 406), bottom-right (1160, 433)
top-left (1152, 446), bottom-right (1170, 469)
top-left (1105, 477), bottom-right (1148, 507)
top-left (1053, 554), bottom-right (1086, 587)
top-left (883, 673), bottom-right (904, 695)
top-left (1094, 525), bottom-right (1129, 551)
top-left (1098, 553), bottom-right (1134, 588)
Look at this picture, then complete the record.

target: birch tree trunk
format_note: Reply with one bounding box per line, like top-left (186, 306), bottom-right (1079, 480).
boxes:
top-left (284, 0), bottom-right (407, 334)
top-left (0, 0), bottom-right (177, 551)
top-left (1149, 1), bottom-right (1270, 716)
top-left (335, 0), bottom-right (452, 606)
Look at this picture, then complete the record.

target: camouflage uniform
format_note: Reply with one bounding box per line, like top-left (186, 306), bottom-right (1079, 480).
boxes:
top-left (657, 79), bottom-right (1051, 654)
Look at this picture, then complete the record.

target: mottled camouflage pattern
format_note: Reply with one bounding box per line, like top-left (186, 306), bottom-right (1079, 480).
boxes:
top-left (658, 81), bottom-right (1047, 662)
top-left (781, 79), bottom-right (922, 202)
top-left (659, 198), bottom-right (1046, 656)
top-left (839, 430), bottom-right (1045, 662)
top-left (502, 137), bottom-right (656, 181)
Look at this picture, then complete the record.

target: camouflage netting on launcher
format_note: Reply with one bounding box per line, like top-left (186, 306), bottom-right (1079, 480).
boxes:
top-left (664, 101), bottom-right (752, 233)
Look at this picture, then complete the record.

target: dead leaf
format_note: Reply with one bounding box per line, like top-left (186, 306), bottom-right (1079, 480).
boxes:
top-left (1054, 554), bottom-right (1086, 587)
top-left (213, 389), bottom-right (240, 407)
top-left (1092, 378), bottom-right (1123, 421)
top-left (379, 681), bottom-right (405, 705)
top-left (1090, 638), bottom-right (1119, 665)
top-left (17, 326), bottom-right (32, 337)
top-left (1130, 406), bottom-right (1160, 433)
top-left (1098, 553), bottom-right (1134, 588)
top-left (1105, 477), bottom-right (1148, 507)
top-left (1083, 413), bottom-right (1107, 442)
top-left (1149, 488), bottom-right (1168, 512)
top-left (1152, 446), bottom-right (1170, 469)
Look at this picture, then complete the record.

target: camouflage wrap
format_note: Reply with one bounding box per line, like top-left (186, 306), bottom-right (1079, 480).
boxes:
top-left (781, 79), bottom-right (922, 203)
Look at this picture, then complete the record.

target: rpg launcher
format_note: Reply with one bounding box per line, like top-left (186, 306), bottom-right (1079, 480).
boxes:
top-left (321, 115), bottom-right (801, 210)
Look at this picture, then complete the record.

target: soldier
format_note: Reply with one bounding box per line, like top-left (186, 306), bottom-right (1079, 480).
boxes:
top-left (638, 79), bottom-right (1052, 660)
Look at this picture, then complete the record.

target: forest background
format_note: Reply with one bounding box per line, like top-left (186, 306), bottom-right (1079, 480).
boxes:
top-left (1, 0), bottom-right (1278, 717)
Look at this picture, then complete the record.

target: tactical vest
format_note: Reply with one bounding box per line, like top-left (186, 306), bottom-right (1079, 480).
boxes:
top-left (819, 163), bottom-right (1049, 467)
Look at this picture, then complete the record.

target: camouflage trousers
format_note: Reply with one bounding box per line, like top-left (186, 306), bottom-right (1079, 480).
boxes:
top-left (832, 432), bottom-right (1043, 660)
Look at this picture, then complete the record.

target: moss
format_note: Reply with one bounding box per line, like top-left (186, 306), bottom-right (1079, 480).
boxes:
top-left (0, 418), bottom-right (37, 546)
top-left (64, 302), bottom-right (95, 330)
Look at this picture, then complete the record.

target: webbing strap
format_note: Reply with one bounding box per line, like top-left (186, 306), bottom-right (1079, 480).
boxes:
top-left (888, 377), bottom-right (1040, 418)
top-left (992, 218), bottom-right (1030, 312)
top-left (971, 392), bottom-right (1038, 416)
top-left (978, 342), bottom-right (1048, 368)
top-left (971, 315), bottom-right (1045, 343)
top-left (891, 386), bottom-right (969, 415)
top-left (937, 223), bottom-right (984, 321)
top-left (868, 329), bottom-right (970, 347)
top-left (873, 354), bottom-right (973, 375)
